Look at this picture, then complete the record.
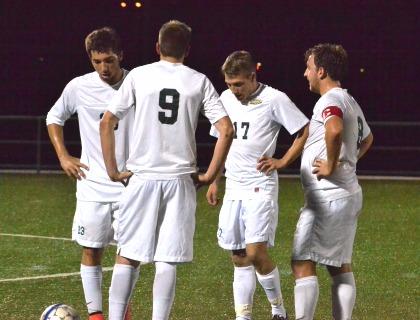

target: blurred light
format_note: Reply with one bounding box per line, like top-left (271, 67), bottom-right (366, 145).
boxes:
top-left (256, 62), bottom-right (262, 71)
top-left (360, 67), bottom-right (365, 73)
top-left (120, 2), bottom-right (127, 8)
top-left (135, 2), bottom-right (142, 8)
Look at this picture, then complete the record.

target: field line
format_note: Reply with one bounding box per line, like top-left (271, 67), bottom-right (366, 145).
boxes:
top-left (0, 232), bottom-right (118, 282)
top-left (0, 233), bottom-right (73, 241)
top-left (0, 267), bottom-right (113, 283)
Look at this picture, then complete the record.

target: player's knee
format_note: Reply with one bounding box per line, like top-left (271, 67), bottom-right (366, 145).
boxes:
top-left (291, 259), bottom-right (316, 279)
top-left (327, 263), bottom-right (352, 277)
top-left (231, 249), bottom-right (250, 267)
top-left (82, 247), bottom-right (104, 265)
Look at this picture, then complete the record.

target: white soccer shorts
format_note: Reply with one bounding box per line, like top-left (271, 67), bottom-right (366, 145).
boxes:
top-left (72, 200), bottom-right (118, 248)
top-left (116, 175), bottom-right (196, 263)
top-left (292, 190), bottom-right (363, 267)
top-left (217, 196), bottom-right (278, 250)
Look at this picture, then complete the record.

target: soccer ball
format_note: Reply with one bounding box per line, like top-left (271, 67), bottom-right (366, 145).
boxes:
top-left (40, 304), bottom-right (81, 320)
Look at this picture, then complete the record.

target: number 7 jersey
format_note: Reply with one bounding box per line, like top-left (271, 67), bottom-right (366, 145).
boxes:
top-left (107, 60), bottom-right (228, 178)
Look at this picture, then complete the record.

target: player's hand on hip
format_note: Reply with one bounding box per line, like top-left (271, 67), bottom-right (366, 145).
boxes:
top-left (191, 172), bottom-right (211, 190)
top-left (59, 155), bottom-right (89, 180)
top-left (257, 156), bottom-right (281, 175)
top-left (312, 158), bottom-right (334, 180)
top-left (109, 170), bottom-right (133, 186)
top-left (206, 183), bottom-right (220, 206)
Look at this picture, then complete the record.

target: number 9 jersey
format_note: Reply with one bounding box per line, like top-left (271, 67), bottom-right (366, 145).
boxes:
top-left (300, 87), bottom-right (371, 202)
top-left (107, 60), bottom-right (228, 178)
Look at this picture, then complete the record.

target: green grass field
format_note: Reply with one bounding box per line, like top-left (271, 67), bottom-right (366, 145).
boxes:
top-left (0, 174), bottom-right (419, 319)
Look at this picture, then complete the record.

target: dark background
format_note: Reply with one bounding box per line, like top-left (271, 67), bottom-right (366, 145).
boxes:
top-left (0, 0), bottom-right (418, 174)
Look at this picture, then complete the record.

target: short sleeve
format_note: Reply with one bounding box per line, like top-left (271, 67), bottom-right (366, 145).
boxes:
top-left (200, 77), bottom-right (228, 124)
top-left (107, 72), bottom-right (136, 119)
top-left (270, 92), bottom-right (309, 135)
top-left (358, 109), bottom-right (371, 140)
top-left (46, 80), bottom-right (77, 126)
top-left (318, 94), bottom-right (345, 124)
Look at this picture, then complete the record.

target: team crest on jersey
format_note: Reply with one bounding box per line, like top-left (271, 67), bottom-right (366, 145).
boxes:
top-left (249, 98), bottom-right (262, 105)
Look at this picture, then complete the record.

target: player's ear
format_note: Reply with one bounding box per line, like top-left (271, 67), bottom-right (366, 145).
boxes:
top-left (184, 45), bottom-right (191, 58)
top-left (118, 51), bottom-right (124, 62)
top-left (318, 67), bottom-right (327, 80)
top-left (156, 42), bottom-right (161, 56)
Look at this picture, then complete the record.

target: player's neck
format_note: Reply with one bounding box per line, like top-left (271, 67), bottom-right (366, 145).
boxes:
top-left (160, 55), bottom-right (184, 64)
top-left (104, 68), bottom-right (124, 86)
top-left (319, 80), bottom-right (341, 96)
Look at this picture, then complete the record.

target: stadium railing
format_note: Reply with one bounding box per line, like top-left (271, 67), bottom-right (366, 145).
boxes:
top-left (0, 116), bottom-right (419, 176)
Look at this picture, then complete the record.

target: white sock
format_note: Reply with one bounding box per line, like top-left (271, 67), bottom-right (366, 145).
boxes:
top-left (294, 276), bottom-right (319, 320)
top-left (109, 264), bottom-right (139, 320)
top-left (152, 262), bottom-right (177, 320)
top-left (256, 267), bottom-right (286, 317)
top-left (331, 272), bottom-right (356, 320)
top-left (233, 265), bottom-right (256, 320)
top-left (126, 267), bottom-right (140, 316)
top-left (80, 264), bottom-right (103, 314)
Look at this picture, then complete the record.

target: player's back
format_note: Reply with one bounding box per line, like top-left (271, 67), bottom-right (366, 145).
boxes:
top-left (116, 60), bottom-right (216, 177)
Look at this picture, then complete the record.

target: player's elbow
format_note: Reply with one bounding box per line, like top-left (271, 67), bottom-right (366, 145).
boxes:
top-left (217, 117), bottom-right (235, 140)
top-left (362, 132), bottom-right (374, 151)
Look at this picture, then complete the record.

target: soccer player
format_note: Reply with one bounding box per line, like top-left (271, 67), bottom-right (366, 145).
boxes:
top-left (100, 20), bottom-right (234, 320)
top-left (291, 44), bottom-right (374, 320)
top-left (206, 51), bottom-right (309, 320)
top-left (46, 27), bottom-right (133, 320)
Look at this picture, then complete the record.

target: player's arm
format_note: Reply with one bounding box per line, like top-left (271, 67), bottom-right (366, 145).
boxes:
top-left (257, 123), bottom-right (309, 175)
top-left (196, 116), bottom-right (234, 187)
top-left (358, 132), bottom-right (373, 160)
top-left (47, 123), bottom-right (89, 180)
top-left (99, 111), bottom-right (132, 183)
top-left (313, 116), bottom-right (343, 180)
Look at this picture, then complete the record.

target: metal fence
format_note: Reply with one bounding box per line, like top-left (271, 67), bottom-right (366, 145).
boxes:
top-left (1, 116), bottom-right (419, 176)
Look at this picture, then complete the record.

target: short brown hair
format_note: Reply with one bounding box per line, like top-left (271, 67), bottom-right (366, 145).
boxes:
top-left (85, 27), bottom-right (122, 57)
top-left (221, 51), bottom-right (256, 77)
top-left (304, 43), bottom-right (348, 81)
top-left (158, 20), bottom-right (192, 59)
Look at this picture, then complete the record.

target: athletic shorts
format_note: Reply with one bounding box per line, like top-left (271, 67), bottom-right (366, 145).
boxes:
top-left (116, 176), bottom-right (196, 263)
top-left (72, 200), bottom-right (118, 248)
top-left (217, 196), bottom-right (278, 250)
top-left (291, 190), bottom-right (363, 267)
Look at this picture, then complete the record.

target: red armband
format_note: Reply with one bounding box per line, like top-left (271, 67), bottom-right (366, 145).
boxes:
top-left (322, 106), bottom-right (343, 121)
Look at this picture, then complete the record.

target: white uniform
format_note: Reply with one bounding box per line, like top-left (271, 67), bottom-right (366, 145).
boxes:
top-left (46, 70), bottom-right (133, 247)
top-left (293, 87), bottom-right (371, 266)
top-left (107, 60), bottom-right (228, 262)
top-left (212, 84), bottom-right (308, 250)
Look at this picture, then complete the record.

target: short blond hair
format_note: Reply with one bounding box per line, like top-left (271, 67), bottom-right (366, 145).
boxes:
top-left (221, 51), bottom-right (256, 77)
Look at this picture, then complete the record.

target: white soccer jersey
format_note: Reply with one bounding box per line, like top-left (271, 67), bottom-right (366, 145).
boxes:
top-left (46, 70), bottom-right (133, 201)
top-left (300, 87), bottom-right (371, 202)
top-left (212, 84), bottom-right (308, 199)
top-left (107, 60), bottom-right (228, 178)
